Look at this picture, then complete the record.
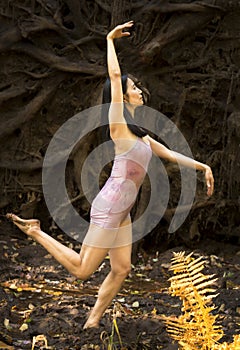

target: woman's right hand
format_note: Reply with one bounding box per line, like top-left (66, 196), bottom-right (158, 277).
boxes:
top-left (204, 165), bottom-right (214, 197)
top-left (107, 21), bottom-right (134, 40)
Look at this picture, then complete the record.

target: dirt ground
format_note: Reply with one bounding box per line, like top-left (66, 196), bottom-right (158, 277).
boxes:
top-left (0, 218), bottom-right (240, 350)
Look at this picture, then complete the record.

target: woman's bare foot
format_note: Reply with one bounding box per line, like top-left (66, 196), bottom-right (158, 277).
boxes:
top-left (82, 310), bottom-right (100, 330)
top-left (83, 321), bottom-right (100, 330)
top-left (6, 213), bottom-right (41, 236)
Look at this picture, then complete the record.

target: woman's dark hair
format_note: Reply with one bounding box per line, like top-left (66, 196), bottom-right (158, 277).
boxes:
top-left (101, 75), bottom-right (147, 140)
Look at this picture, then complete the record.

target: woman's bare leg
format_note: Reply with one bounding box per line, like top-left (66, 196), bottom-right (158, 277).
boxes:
top-left (84, 220), bottom-right (132, 329)
top-left (6, 214), bottom-right (108, 280)
top-left (7, 214), bottom-right (132, 329)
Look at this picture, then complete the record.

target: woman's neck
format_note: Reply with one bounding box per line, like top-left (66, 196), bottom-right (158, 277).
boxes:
top-left (125, 103), bottom-right (135, 118)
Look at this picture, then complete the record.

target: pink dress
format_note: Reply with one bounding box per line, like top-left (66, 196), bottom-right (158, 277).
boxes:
top-left (90, 137), bottom-right (152, 229)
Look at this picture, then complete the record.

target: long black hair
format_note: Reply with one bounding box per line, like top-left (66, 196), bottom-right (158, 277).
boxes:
top-left (101, 75), bottom-right (148, 140)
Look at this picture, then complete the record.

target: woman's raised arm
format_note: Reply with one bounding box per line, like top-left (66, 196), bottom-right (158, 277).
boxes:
top-left (106, 21), bottom-right (134, 139)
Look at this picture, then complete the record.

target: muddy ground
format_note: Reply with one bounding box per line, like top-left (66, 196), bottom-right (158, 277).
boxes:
top-left (0, 218), bottom-right (239, 350)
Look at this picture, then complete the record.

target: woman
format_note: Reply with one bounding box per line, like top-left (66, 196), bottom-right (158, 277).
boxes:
top-left (7, 21), bottom-right (214, 329)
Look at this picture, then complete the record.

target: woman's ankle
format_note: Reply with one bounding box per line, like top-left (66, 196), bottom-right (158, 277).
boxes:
top-left (83, 318), bottom-right (100, 329)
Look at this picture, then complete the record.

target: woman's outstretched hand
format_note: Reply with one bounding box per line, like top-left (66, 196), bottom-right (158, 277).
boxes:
top-left (107, 21), bottom-right (134, 40)
top-left (205, 166), bottom-right (214, 197)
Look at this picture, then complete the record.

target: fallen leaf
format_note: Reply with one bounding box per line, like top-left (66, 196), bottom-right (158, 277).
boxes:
top-left (0, 341), bottom-right (14, 349)
top-left (4, 319), bottom-right (12, 331)
top-left (132, 301), bottom-right (139, 308)
top-left (19, 323), bottom-right (28, 332)
top-left (31, 334), bottom-right (48, 350)
top-left (117, 298), bottom-right (125, 302)
top-left (151, 307), bottom-right (157, 315)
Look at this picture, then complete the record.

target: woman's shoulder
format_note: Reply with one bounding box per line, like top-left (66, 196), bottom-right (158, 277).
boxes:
top-left (142, 135), bottom-right (151, 145)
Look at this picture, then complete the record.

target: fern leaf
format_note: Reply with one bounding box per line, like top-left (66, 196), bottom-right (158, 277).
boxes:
top-left (164, 252), bottom-right (224, 349)
top-left (188, 256), bottom-right (206, 270)
top-left (192, 276), bottom-right (218, 288)
top-left (212, 334), bottom-right (240, 349)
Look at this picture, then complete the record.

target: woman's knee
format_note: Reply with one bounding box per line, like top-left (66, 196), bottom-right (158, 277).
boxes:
top-left (72, 268), bottom-right (91, 281)
top-left (111, 263), bottom-right (131, 278)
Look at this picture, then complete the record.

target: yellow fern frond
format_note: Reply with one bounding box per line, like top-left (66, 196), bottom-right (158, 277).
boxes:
top-left (212, 334), bottom-right (240, 349)
top-left (164, 252), bottom-right (224, 349)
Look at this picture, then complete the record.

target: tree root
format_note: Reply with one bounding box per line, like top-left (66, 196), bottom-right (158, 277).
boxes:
top-left (141, 12), bottom-right (218, 62)
top-left (10, 42), bottom-right (105, 76)
top-left (162, 199), bottom-right (216, 225)
top-left (18, 13), bottom-right (69, 38)
top-left (0, 85), bottom-right (28, 105)
top-left (143, 0), bottom-right (225, 13)
top-left (0, 159), bottom-right (43, 171)
top-left (0, 27), bottom-right (22, 52)
top-left (0, 74), bottom-right (66, 139)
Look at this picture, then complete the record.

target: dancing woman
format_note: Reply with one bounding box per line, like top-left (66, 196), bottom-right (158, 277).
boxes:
top-left (7, 21), bottom-right (214, 329)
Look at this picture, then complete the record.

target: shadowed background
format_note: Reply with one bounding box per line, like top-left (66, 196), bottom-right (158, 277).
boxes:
top-left (0, 0), bottom-right (239, 253)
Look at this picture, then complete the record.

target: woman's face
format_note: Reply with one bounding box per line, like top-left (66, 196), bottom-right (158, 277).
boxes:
top-left (124, 78), bottom-right (144, 106)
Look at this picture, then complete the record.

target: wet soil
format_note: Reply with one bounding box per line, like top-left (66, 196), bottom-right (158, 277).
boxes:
top-left (0, 219), bottom-right (240, 350)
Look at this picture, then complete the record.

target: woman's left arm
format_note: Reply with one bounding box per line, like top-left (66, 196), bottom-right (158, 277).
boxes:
top-left (148, 136), bottom-right (214, 196)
